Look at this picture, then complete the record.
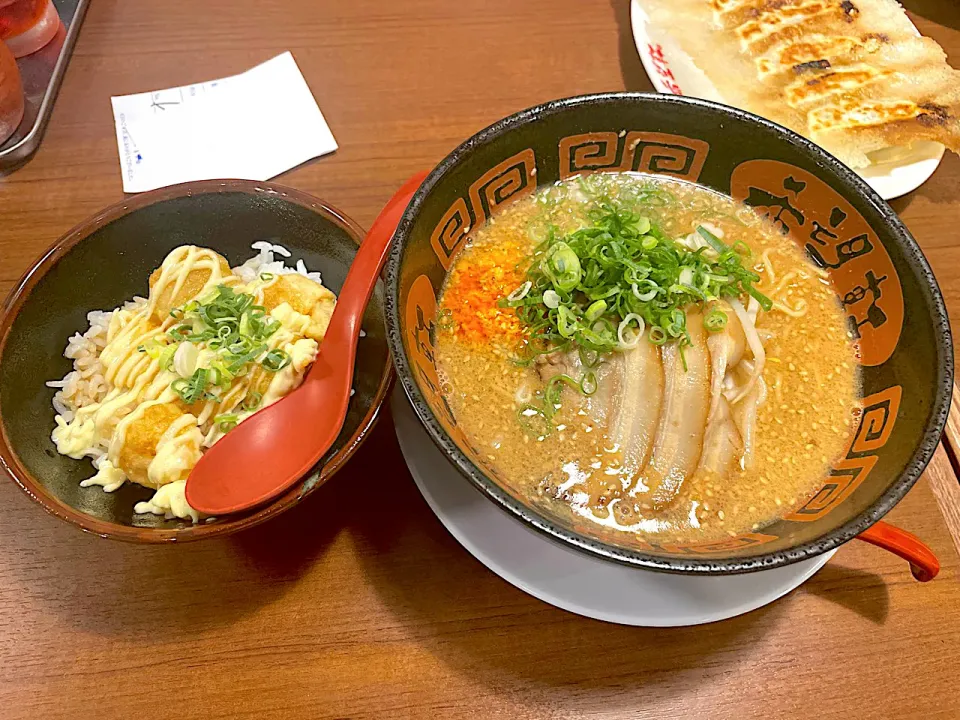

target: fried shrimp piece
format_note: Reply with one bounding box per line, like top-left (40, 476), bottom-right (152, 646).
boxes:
top-left (148, 247), bottom-right (232, 322)
top-left (260, 274), bottom-right (337, 341)
top-left (113, 402), bottom-right (203, 489)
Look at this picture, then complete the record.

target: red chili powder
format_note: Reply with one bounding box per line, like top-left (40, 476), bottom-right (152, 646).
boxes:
top-left (440, 238), bottom-right (528, 347)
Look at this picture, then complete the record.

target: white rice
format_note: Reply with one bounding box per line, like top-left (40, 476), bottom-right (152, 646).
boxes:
top-left (47, 311), bottom-right (113, 423)
top-left (232, 241), bottom-right (324, 285)
top-left (46, 296), bottom-right (149, 422)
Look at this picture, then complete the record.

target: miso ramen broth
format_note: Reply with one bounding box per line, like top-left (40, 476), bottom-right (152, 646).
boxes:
top-left (435, 173), bottom-right (860, 543)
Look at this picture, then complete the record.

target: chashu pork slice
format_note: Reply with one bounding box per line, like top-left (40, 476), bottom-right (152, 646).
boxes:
top-left (646, 315), bottom-right (712, 508)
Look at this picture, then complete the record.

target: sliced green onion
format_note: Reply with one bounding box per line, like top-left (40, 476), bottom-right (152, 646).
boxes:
top-left (160, 283), bottom-right (293, 403)
top-left (580, 370), bottom-right (598, 395)
top-left (578, 346), bottom-right (600, 368)
top-left (516, 403), bottom-right (551, 437)
top-left (732, 240), bottom-right (752, 257)
top-left (187, 329), bottom-right (217, 343)
top-left (504, 202), bottom-right (766, 363)
top-left (172, 368), bottom-right (214, 405)
top-left (259, 272), bottom-right (275, 281)
top-left (745, 284), bottom-right (773, 312)
top-left (214, 412), bottom-right (240, 431)
top-left (261, 348), bottom-right (291, 372)
top-left (543, 289), bottom-right (561, 309)
top-left (696, 225), bottom-right (728, 254)
top-left (158, 343), bottom-right (178, 372)
top-left (632, 281), bottom-right (658, 302)
top-left (666, 308), bottom-right (686, 337)
top-left (507, 281), bottom-right (532, 302)
top-left (209, 359), bottom-right (234, 384)
top-left (556, 306), bottom-right (578, 338)
top-left (704, 309), bottom-right (729, 332)
top-left (226, 343), bottom-right (267, 374)
top-left (242, 391), bottom-right (263, 411)
top-left (541, 242), bottom-right (582, 292)
top-left (167, 324), bottom-right (192, 341)
top-left (648, 326), bottom-right (668, 345)
top-left (238, 312), bottom-right (253, 338)
top-left (585, 299), bottom-right (607, 322)
top-left (618, 313), bottom-right (645, 348)
top-left (545, 373), bottom-right (580, 409)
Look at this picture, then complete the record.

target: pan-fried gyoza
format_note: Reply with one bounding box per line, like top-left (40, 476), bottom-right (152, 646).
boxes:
top-left (641, 0), bottom-right (960, 168)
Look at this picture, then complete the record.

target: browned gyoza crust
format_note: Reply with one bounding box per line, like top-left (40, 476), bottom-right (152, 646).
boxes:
top-left (644, 0), bottom-right (960, 167)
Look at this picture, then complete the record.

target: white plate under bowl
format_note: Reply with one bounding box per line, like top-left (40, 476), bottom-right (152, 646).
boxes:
top-left (392, 387), bottom-right (835, 627)
top-left (629, 0), bottom-right (944, 201)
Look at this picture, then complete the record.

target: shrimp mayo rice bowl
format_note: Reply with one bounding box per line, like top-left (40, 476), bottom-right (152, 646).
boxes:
top-left (48, 242), bottom-right (335, 523)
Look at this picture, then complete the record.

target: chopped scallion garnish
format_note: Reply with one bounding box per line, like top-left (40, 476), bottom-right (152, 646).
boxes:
top-left (261, 348), bottom-right (291, 372)
top-left (502, 209), bottom-right (772, 360)
top-left (704, 309), bottom-right (729, 332)
top-left (214, 412), bottom-right (239, 431)
top-left (172, 368), bottom-right (216, 405)
top-left (158, 343), bottom-right (178, 371)
top-left (164, 285), bottom-right (292, 406)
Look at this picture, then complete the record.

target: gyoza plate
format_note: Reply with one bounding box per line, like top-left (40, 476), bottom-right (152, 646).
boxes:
top-left (629, 0), bottom-right (944, 201)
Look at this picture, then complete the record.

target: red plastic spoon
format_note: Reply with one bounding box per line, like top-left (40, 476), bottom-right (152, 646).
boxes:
top-left (185, 172), bottom-right (428, 515)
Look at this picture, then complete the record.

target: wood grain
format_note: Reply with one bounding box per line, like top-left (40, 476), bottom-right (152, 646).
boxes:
top-left (1, 1), bottom-right (960, 719)
top-left (927, 443), bottom-right (960, 559)
top-left (943, 384), bottom-right (960, 466)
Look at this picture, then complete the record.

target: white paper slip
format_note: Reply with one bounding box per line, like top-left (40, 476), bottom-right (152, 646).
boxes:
top-left (111, 52), bottom-right (338, 193)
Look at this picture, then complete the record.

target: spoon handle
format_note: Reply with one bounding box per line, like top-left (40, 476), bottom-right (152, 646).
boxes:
top-left (856, 520), bottom-right (940, 581)
top-left (185, 173), bottom-right (432, 516)
top-left (320, 172), bottom-right (430, 354)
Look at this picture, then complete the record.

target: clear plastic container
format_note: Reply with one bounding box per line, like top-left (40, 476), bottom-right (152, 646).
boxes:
top-left (0, 0), bottom-right (60, 58)
top-left (0, 40), bottom-right (24, 144)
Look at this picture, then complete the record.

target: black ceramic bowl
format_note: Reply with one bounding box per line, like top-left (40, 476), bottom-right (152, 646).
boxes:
top-left (0, 180), bottom-right (392, 542)
top-left (385, 93), bottom-right (954, 574)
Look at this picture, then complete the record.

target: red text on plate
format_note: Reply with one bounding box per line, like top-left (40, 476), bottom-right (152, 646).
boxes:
top-left (647, 43), bottom-right (683, 95)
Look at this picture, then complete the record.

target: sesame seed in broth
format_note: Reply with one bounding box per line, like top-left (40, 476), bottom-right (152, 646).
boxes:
top-left (434, 173), bottom-right (859, 544)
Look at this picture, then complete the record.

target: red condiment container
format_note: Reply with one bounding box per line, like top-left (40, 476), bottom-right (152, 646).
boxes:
top-left (0, 40), bottom-right (24, 144)
top-left (0, 0), bottom-right (60, 58)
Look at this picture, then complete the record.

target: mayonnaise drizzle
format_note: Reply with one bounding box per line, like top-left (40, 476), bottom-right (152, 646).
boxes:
top-left (80, 459), bottom-right (127, 492)
top-left (147, 413), bottom-right (203, 488)
top-left (134, 480), bottom-right (200, 523)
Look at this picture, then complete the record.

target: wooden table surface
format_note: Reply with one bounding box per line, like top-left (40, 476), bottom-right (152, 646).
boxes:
top-left (2, 1), bottom-right (960, 718)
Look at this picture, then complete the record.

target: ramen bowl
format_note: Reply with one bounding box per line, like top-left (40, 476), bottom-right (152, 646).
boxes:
top-left (0, 180), bottom-right (393, 542)
top-left (385, 93), bottom-right (953, 575)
